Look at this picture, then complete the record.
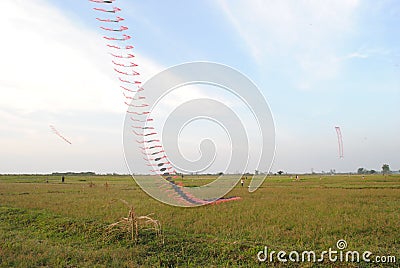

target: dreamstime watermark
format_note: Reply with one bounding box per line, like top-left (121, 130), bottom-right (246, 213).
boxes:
top-left (257, 239), bottom-right (397, 264)
top-left (123, 62), bottom-right (275, 207)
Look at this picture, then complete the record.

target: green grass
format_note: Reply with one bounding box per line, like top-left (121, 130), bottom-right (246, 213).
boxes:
top-left (0, 174), bottom-right (399, 267)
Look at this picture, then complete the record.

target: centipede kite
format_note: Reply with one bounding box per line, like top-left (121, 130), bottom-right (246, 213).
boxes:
top-left (50, 125), bottom-right (72, 145)
top-left (335, 126), bottom-right (344, 158)
top-left (89, 0), bottom-right (240, 205)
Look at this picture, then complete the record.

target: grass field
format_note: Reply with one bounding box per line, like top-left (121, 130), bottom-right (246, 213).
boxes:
top-left (0, 174), bottom-right (399, 267)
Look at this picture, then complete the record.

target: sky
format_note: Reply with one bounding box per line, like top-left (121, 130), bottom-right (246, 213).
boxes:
top-left (1, 0), bottom-right (399, 174)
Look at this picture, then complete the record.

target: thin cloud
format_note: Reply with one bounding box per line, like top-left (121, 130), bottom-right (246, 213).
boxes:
top-left (346, 52), bottom-right (369, 59)
top-left (344, 47), bottom-right (393, 61)
top-left (217, 0), bottom-right (360, 89)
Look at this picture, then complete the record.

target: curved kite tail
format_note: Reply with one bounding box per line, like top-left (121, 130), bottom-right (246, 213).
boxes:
top-left (90, 0), bottom-right (240, 205)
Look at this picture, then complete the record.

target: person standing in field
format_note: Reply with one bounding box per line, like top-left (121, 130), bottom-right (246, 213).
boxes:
top-left (241, 178), bottom-right (244, 187)
top-left (62, 176), bottom-right (65, 183)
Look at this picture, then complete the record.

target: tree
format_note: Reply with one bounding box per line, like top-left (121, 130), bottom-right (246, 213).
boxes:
top-left (277, 170), bottom-right (284, 175)
top-left (369, 170), bottom-right (376, 174)
top-left (357, 168), bottom-right (365, 174)
top-left (382, 164), bottom-right (390, 174)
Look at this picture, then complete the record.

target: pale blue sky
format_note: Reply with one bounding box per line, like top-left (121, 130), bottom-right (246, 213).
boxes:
top-left (0, 0), bottom-right (399, 174)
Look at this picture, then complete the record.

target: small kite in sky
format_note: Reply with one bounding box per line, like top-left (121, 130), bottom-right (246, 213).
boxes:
top-left (90, 0), bottom-right (115, 3)
top-left (50, 125), bottom-right (72, 145)
top-left (335, 126), bottom-right (344, 158)
top-left (96, 16), bottom-right (124, 23)
top-left (109, 52), bottom-right (135, 58)
top-left (100, 25), bottom-right (128, 32)
top-left (93, 6), bottom-right (121, 13)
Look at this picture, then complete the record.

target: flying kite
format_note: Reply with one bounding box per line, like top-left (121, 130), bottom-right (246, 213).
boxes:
top-left (112, 60), bottom-right (138, 68)
top-left (335, 126), bottom-right (344, 158)
top-left (93, 6), bottom-right (121, 13)
top-left (103, 34), bottom-right (131, 41)
top-left (100, 25), bottom-right (128, 32)
top-left (89, 0), bottom-right (240, 206)
top-left (109, 52), bottom-right (135, 58)
top-left (50, 125), bottom-right (72, 145)
top-left (96, 16), bottom-right (124, 23)
top-left (90, 0), bottom-right (115, 3)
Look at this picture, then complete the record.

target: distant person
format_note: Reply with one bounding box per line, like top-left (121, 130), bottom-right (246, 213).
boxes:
top-left (241, 179), bottom-right (244, 187)
top-left (62, 176), bottom-right (65, 183)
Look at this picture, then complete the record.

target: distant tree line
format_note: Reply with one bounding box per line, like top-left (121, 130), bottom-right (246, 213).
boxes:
top-left (51, 172), bottom-right (96, 176)
top-left (357, 168), bottom-right (377, 175)
top-left (357, 164), bottom-right (393, 175)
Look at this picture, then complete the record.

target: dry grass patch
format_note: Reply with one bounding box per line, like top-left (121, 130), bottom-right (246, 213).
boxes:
top-left (105, 199), bottom-right (163, 244)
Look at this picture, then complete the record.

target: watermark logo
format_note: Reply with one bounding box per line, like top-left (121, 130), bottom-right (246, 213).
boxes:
top-left (336, 239), bottom-right (347, 250)
top-left (123, 62), bottom-right (275, 207)
top-left (257, 239), bottom-right (396, 264)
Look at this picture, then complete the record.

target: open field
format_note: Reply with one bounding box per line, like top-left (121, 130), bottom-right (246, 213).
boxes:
top-left (0, 174), bottom-right (399, 267)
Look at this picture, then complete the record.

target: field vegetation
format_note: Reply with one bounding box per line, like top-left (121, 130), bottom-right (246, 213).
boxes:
top-left (0, 174), bottom-right (399, 267)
